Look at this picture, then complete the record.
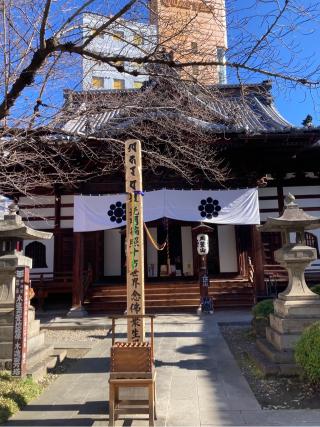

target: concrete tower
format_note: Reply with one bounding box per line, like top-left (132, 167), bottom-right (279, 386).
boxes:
top-left (150, 0), bottom-right (227, 84)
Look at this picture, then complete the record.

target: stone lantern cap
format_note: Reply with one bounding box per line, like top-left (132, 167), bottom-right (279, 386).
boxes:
top-left (0, 213), bottom-right (52, 240)
top-left (259, 193), bottom-right (320, 233)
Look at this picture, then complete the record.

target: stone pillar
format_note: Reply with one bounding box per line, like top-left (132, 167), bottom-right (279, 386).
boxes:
top-left (0, 251), bottom-right (32, 369)
top-left (0, 251), bottom-right (54, 377)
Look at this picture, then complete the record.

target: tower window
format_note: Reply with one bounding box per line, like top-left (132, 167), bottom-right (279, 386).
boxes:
top-left (192, 65), bottom-right (199, 75)
top-left (25, 241), bottom-right (47, 269)
top-left (217, 47), bottom-right (227, 84)
top-left (191, 42), bottom-right (198, 54)
top-left (92, 76), bottom-right (104, 88)
top-left (112, 31), bottom-right (124, 41)
top-left (133, 81), bottom-right (143, 89)
top-left (133, 34), bottom-right (143, 46)
top-left (113, 79), bottom-right (125, 90)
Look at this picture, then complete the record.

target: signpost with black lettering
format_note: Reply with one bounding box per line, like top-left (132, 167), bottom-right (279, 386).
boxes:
top-left (11, 266), bottom-right (30, 377)
top-left (125, 139), bottom-right (145, 342)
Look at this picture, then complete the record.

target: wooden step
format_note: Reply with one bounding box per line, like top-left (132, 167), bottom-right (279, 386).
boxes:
top-left (85, 278), bottom-right (254, 313)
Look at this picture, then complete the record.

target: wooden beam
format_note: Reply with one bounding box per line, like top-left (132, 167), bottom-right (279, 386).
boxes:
top-left (251, 225), bottom-right (265, 297)
top-left (72, 232), bottom-right (84, 308)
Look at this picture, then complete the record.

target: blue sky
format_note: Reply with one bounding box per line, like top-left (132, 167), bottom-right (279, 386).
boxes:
top-left (226, 0), bottom-right (320, 127)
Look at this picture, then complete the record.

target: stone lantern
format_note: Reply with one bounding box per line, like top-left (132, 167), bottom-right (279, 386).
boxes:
top-left (258, 194), bottom-right (320, 374)
top-left (0, 202), bottom-right (52, 376)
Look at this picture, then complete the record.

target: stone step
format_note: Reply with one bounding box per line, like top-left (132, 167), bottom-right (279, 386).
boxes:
top-left (52, 349), bottom-right (67, 363)
top-left (266, 326), bottom-right (300, 351)
top-left (27, 331), bottom-right (45, 354)
top-left (27, 344), bottom-right (53, 370)
top-left (27, 358), bottom-right (50, 381)
top-left (28, 319), bottom-right (41, 338)
top-left (256, 338), bottom-right (294, 363)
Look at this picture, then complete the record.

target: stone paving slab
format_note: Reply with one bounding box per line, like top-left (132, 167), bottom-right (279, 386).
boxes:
top-left (5, 312), bottom-right (320, 426)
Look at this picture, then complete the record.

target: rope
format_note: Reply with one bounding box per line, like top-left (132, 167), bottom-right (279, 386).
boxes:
top-left (144, 223), bottom-right (167, 251)
top-left (131, 194), bottom-right (135, 271)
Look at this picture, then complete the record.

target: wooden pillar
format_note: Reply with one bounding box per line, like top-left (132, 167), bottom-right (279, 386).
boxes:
top-left (277, 185), bottom-right (284, 215)
top-left (72, 232), bottom-right (84, 308)
top-left (251, 225), bottom-right (265, 297)
top-left (53, 188), bottom-right (61, 272)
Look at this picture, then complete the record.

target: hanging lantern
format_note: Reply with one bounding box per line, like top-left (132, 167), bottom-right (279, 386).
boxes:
top-left (197, 233), bottom-right (209, 256)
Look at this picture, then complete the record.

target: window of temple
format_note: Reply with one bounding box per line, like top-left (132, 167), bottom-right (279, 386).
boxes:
top-left (92, 76), bottom-right (104, 89)
top-left (25, 241), bottom-right (47, 269)
top-left (113, 79), bottom-right (125, 90)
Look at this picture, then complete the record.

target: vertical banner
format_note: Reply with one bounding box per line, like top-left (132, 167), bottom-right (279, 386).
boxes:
top-left (12, 266), bottom-right (30, 377)
top-left (125, 139), bottom-right (145, 342)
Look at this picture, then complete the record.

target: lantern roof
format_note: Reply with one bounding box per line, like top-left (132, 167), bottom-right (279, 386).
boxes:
top-left (260, 194), bottom-right (320, 232)
top-left (0, 208), bottom-right (52, 240)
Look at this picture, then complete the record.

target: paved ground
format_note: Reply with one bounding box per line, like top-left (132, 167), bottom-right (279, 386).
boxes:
top-left (5, 311), bottom-right (320, 426)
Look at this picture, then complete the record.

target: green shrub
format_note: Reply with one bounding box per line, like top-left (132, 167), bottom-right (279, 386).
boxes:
top-left (311, 285), bottom-right (320, 296)
top-left (0, 371), bottom-right (43, 424)
top-left (295, 322), bottom-right (320, 384)
top-left (252, 299), bottom-right (274, 320)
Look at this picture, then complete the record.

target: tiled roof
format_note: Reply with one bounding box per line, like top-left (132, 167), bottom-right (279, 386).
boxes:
top-left (56, 80), bottom-right (294, 137)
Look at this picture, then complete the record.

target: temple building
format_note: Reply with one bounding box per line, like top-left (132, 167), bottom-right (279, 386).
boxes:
top-left (16, 77), bottom-right (320, 313)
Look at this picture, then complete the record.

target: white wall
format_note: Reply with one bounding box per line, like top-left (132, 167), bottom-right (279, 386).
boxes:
top-left (104, 229), bottom-right (121, 275)
top-left (218, 225), bottom-right (238, 273)
top-left (181, 226), bottom-right (194, 276)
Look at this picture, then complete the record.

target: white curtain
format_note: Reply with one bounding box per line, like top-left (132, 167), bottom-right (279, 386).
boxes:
top-left (73, 188), bottom-right (260, 232)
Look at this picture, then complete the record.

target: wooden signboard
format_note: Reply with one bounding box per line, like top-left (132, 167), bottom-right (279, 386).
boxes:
top-left (12, 266), bottom-right (30, 377)
top-left (125, 139), bottom-right (145, 342)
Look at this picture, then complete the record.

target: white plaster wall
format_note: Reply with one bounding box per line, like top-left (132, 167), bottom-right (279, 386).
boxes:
top-left (258, 199), bottom-right (278, 210)
top-left (60, 220), bottom-right (74, 229)
top-left (147, 227), bottom-right (158, 277)
top-left (283, 186), bottom-right (320, 196)
top-left (23, 237), bottom-right (54, 274)
top-left (104, 229), bottom-right (121, 276)
top-left (181, 226), bottom-right (194, 276)
top-left (61, 195), bottom-right (74, 204)
top-left (258, 187), bottom-right (277, 197)
top-left (218, 225), bottom-right (238, 273)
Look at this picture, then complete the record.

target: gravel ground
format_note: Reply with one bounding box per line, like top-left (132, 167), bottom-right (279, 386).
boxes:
top-left (44, 328), bottom-right (110, 342)
top-left (221, 325), bottom-right (320, 409)
top-left (38, 328), bottom-right (110, 387)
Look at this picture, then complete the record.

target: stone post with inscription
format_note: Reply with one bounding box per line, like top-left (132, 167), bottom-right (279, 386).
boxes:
top-left (125, 139), bottom-right (145, 342)
top-left (0, 204), bottom-right (52, 376)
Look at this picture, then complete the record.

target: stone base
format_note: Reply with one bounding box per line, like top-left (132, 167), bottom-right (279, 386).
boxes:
top-left (67, 306), bottom-right (88, 318)
top-left (274, 297), bottom-right (320, 317)
top-left (249, 339), bottom-right (302, 377)
top-left (0, 306), bottom-right (54, 379)
top-left (252, 296), bottom-right (320, 376)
